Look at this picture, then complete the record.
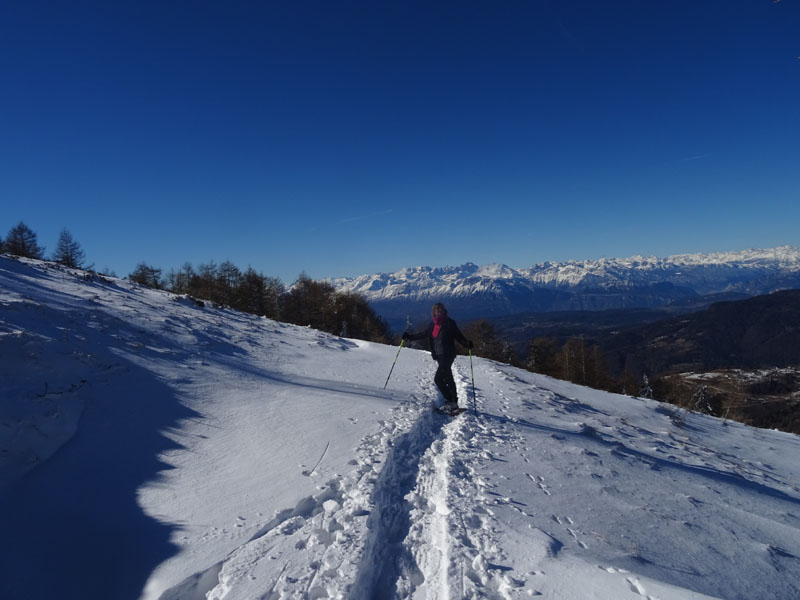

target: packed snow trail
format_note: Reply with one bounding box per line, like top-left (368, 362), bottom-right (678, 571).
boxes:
top-left (3, 257), bottom-right (800, 600)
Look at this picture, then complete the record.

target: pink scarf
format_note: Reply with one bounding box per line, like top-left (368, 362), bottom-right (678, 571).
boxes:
top-left (432, 315), bottom-right (445, 338)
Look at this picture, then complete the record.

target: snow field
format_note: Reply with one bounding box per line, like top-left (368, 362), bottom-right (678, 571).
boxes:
top-left (2, 256), bottom-right (800, 600)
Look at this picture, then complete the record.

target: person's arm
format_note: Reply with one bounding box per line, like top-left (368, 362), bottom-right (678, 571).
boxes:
top-left (402, 324), bottom-right (431, 342)
top-left (450, 320), bottom-right (474, 350)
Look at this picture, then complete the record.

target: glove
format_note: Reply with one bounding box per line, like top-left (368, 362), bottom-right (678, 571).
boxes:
top-left (402, 332), bottom-right (410, 341)
top-left (467, 340), bottom-right (474, 350)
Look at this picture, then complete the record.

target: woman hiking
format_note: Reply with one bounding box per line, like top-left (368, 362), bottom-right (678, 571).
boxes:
top-left (402, 302), bottom-right (473, 413)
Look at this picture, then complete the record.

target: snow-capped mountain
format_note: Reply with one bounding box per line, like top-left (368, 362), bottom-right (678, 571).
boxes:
top-left (2, 255), bottom-right (800, 600)
top-left (331, 246), bottom-right (800, 328)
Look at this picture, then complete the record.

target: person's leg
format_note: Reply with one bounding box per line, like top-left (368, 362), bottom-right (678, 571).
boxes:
top-left (433, 359), bottom-right (448, 399)
top-left (434, 357), bottom-right (458, 405)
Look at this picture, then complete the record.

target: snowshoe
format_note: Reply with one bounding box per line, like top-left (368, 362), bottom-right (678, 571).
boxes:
top-left (435, 403), bottom-right (466, 417)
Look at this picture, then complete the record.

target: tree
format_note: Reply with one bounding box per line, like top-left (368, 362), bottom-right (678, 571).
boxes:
top-left (501, 340), bottom-right (515, 365)
top-left (461, 319), bottom-right (505, 362)
top-left (234, 268), bottom-right (283, 319)
top-left (332, 290), bottom-right (390, 342)
top-left (193, 262), bottom-right (220, 304)
top-left (639, 374), bottom-right (655, 399)
top-left (557, 337), bottom-right (588, 384)
top-left (281, 274), bottom-right (338, 332)
top-left (165, 262), bottom-right (196, 295)
top-left (52, 228), bottom-right (86, 268)
top-left (693, 384), bottom-right (717, 416)
top-left (216, 260), bottom-right (242, 307)
top-left (525, 337), bottom-right (559, 375)
top-left (280, 274), bottom-right (389, 343)
top-left (617, 370), bottom-right (639, 396)
top-left (4, 221), bottom-right (45, 259)
top-left (129, 262), bottom-right (163, 289)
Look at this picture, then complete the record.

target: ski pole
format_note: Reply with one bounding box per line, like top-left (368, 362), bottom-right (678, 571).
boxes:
top-left (383, 339), bottom-right (405, 389)
top-left (469, 349), bottom-right (477, 415)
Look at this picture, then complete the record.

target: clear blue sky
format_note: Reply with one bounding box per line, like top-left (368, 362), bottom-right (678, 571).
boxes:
top-left (2, 1), bottom-right (799, 284)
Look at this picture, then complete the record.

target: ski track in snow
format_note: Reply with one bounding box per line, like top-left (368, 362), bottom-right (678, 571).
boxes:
top-left (159, 361), bottom-right (529, 600)
top-left (163, 360), bottom-right (614, 600)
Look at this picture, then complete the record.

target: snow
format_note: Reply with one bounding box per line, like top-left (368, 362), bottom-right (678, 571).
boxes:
top-left (331, 245), bottom-right (800, 299)
top-left (2, 255), bottom-right (800, 600)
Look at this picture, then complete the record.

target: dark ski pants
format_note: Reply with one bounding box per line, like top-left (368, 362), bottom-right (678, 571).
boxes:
top-left (434, 357), bottom-right (458, 404)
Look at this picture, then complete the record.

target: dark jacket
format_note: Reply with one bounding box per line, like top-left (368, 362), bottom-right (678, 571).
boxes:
top-left (406, 318), bottom-right (469, 361)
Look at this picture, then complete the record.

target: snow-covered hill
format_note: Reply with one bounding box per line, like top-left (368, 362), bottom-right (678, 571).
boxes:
top-left (330, 246), bottom-right (800, 327)
top-left (2, 255), bottom-right (800, 600)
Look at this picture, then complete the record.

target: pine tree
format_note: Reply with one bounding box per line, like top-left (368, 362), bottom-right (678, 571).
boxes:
top-left (639, 374), bottom-right (655, 399)
top-left (693, 384), bottom-right (715, 415)
top-left (4, 222), bottom-right (45, 259)
top-left (52, 228), bottom-right (86, 268)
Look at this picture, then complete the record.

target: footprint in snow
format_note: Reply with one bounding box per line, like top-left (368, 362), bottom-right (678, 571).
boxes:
top-left (626, 576), bottom-right (649, 596)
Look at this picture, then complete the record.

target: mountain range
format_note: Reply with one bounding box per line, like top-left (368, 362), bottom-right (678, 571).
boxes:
top-left (331, 246), bottom-right (800, 329)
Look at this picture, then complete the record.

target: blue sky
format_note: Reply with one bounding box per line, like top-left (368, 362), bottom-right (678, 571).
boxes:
top-left (2, 1), bottom-right (799, 284)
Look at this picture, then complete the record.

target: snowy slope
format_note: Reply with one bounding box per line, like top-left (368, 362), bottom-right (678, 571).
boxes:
top-left (2, 255), bottom-right (800, 600)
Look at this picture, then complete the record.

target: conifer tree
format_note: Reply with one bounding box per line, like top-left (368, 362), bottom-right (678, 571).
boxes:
top-left (52, 228), bottom-right (86, 268)
top-left (693, 384), bottom-right (715, 415)
top-left (639, 374), bottom-right (655, 399)
top-left (4, 222), bottom-right (45, 259)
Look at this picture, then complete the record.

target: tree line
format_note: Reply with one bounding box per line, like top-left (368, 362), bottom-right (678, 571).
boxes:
top-left (461, 323), bottom-right (640, 396)
top-left (467, 325), bottom-right (798, 429)
top-left (460, 322), bottom-right (691, 412)
top-left (129, 261), bottom-right (391, 343)
top-left (1, 221), bottom-right (390, 344)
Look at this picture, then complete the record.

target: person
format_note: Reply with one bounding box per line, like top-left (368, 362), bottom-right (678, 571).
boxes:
top-left (402, 302), bottom-right (473, 411)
